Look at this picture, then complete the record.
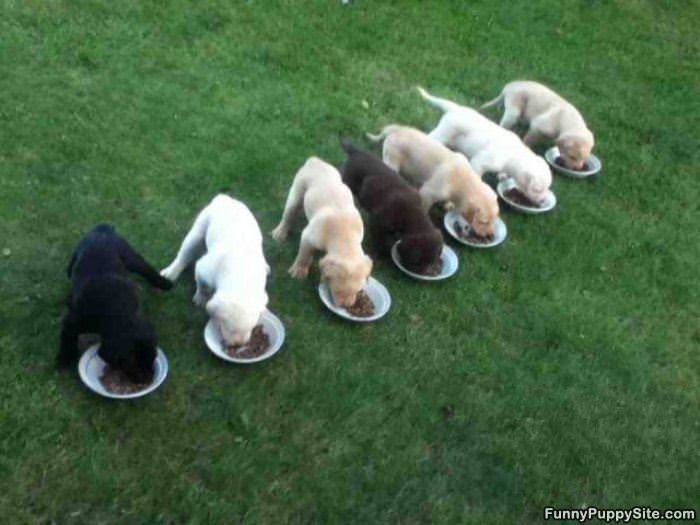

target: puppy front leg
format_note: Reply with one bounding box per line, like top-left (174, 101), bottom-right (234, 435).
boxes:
top-left (272, 174), bottom-right (306, 241)
top-left (161, 210), bottom-right (209, 282)
top-left (289, 229), bottom-right (315, 279)
top-left (418, 178), bottom-right (444, 214)
top-left (523, 130), bottom-right (542, 147)
top-left (193, 257), bottom-right (214, 306)
top-left (57, 313), bottom-right (80, 367)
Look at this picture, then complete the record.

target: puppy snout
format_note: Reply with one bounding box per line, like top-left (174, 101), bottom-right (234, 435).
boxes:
top-left (474, 223), bottom-right (495, 237)
top-left (334, 292), bottom-right (356, 308)
top-left (227, 333), bottom-right (249, 346)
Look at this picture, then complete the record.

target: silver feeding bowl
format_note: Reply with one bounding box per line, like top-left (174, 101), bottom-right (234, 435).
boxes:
top-left (204, 309), bottom-right (285, 364)
top-left (318, 277), bottom-right (391, 322)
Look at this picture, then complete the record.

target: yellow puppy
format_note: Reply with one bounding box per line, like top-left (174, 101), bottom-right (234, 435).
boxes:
top-left (367, 125), bottom-right (499, 237)
top-left (272, 157), bottom-right (373, 308)
top-left (482, 80), bottom-right (595, 170)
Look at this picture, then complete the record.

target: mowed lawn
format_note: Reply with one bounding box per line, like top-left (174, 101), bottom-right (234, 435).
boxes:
top-left (1, 1), bottom-right (699, 523)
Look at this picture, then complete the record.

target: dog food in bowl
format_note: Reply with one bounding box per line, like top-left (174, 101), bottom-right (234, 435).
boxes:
top-left (225, 325), bottom-right (270, 359)
top-left (100, 366), bottom-right (151, 395)
top-left (555, 157), bottom-right (592, 172)
top-left (453, 221), bottom-right (495, 244)
top-left (504, 188), bottom-right (540, 208)
top-left (344, 290), bottom-right (375, 317)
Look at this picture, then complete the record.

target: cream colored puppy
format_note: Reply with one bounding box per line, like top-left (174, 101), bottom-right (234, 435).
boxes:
top-left (482, 80), bottom-right (595, 170)
top-left (366, 125), bottom-right (499, 237)
top-left (161, 194), bottom-right (269, 347)
top-left (271, 157), bottom-right (372, 308)
top-left (419, 87), bottom-right (552, 205)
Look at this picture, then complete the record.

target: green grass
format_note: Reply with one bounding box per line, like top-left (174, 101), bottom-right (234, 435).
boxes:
top-left (1, 0), bottom-right (699, 523)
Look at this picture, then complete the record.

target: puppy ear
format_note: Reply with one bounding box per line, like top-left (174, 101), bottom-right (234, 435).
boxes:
top-left (205, 296), bottom-right (221, 318)
top-left (465, 206), bottom-right (478, 225)
top-left (362, 255), bottom-right (373, 280)
top-left (319, 255), bottom-right (339, 282)
top-left (556, 136), bottom-right (572, 151)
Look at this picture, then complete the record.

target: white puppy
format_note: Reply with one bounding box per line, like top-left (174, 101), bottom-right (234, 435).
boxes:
top-left (482, 80), bottom-right (594, 170)
top-left (418, 87), bottom-right (552, 205)
top-left (271, 157), bottom-right (372, 308)
top-left (161, 194), bottom-right (269, 346)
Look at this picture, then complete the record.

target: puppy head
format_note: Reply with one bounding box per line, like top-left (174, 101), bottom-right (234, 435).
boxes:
top-left (206, 295), bottom-right (264, 347)
top-left (398, 228), bottom-right (443, 274)
top-left (519, 156), bottom-right (552, 205)
top-left (463, 185), bottom-right (499, 237)
top-left (320, 253), bottom-right (373, 308)
top-left (100, 319), bottom-right (157, 384)
top-left (557, 131), bottom-right (594, 170)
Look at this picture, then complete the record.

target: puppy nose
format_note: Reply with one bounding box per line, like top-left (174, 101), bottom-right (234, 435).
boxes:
top-left (335, 295), bottom-right (353, 308)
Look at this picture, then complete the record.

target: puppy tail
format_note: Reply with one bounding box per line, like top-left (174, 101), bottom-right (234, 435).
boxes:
top-left (417, 86), bottom-right (458, 113)
top-left (480, 91), bottom-right (504, 110)
top-left (365, 124), bottom-right (401, 143)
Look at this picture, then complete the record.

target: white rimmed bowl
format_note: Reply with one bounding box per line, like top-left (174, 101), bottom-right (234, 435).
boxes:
top-left (78, 345), bottom-right (168, 400)
top-left (497, 179), bottom-right (556, 214)
top-left (544, 146), bottom-right (601, 178)
top-left (318, 277), bottom-right (391, 322)
top-left (204, 310), bottom-right (285, 364)
top-left (390, 242), bottom-right (458, 281)
top-left (443, 211), bottom-right (507, 248)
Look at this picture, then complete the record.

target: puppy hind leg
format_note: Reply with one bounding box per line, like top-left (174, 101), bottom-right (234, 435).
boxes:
top-left (427, 118), bottom-right (454, 147)
top-left (161, 210), bottom-right (209, 281)
top-left (57, 314), bottom-right (80, 367)
top-left (381, 144), bottom-right (402, 173)
top-left (499, 105), bottom-right (521, 130)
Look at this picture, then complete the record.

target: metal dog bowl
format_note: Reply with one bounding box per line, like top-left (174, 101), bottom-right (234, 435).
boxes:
top-left (78, 345), bottom-right (169, 400)
top-left (204, 309), bottom-right (285, 364)
top-left (443, 211), bottom-right (507, 248)
top-left (318, 277), bottom-right (391, 322)
top-left (390, 242), bottom-right (458, 281)
top-left (497, 179), bottom-right (556, 214)
top-left (545, 146), bottom-right (601, 178)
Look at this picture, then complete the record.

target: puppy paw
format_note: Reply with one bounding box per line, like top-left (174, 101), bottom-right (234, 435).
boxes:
top-left (160, 265), bottom-right (179, 282)
top-left (271, 224), bottom-right (288, 241)
top-left (288, 263), bottom-right (309, 279)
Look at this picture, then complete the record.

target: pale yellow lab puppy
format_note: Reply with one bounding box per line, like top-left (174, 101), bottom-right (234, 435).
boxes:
top-left (271, 157), bottom-right (373, 308)
top-left (367, 125), bottom-right (499, 237)
top-left (482, 80), bottom-right (595, 170)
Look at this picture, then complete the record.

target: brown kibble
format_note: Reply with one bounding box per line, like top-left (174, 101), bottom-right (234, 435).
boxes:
top-left (100, 366), bottom-right (150, 395)
top-left (504, 188), bottom-right (540, 207)
top-left (344, 290), bottom-right (375, 317)
top-left (453, 221), bottom-right (494, 244)
top-left (225, 325), bottom-right (270, 359)
top-left (555, 156), bottom-right (590, 171)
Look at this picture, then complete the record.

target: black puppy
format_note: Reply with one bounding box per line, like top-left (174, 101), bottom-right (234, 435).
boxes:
top-left (58, 224), bottom-right (172, 383)
top-left (340, 141), bottom-right (443, 273)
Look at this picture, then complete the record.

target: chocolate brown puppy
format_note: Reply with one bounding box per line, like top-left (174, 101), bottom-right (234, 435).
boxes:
top-left (340, 141), bottom-right (443, 274)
